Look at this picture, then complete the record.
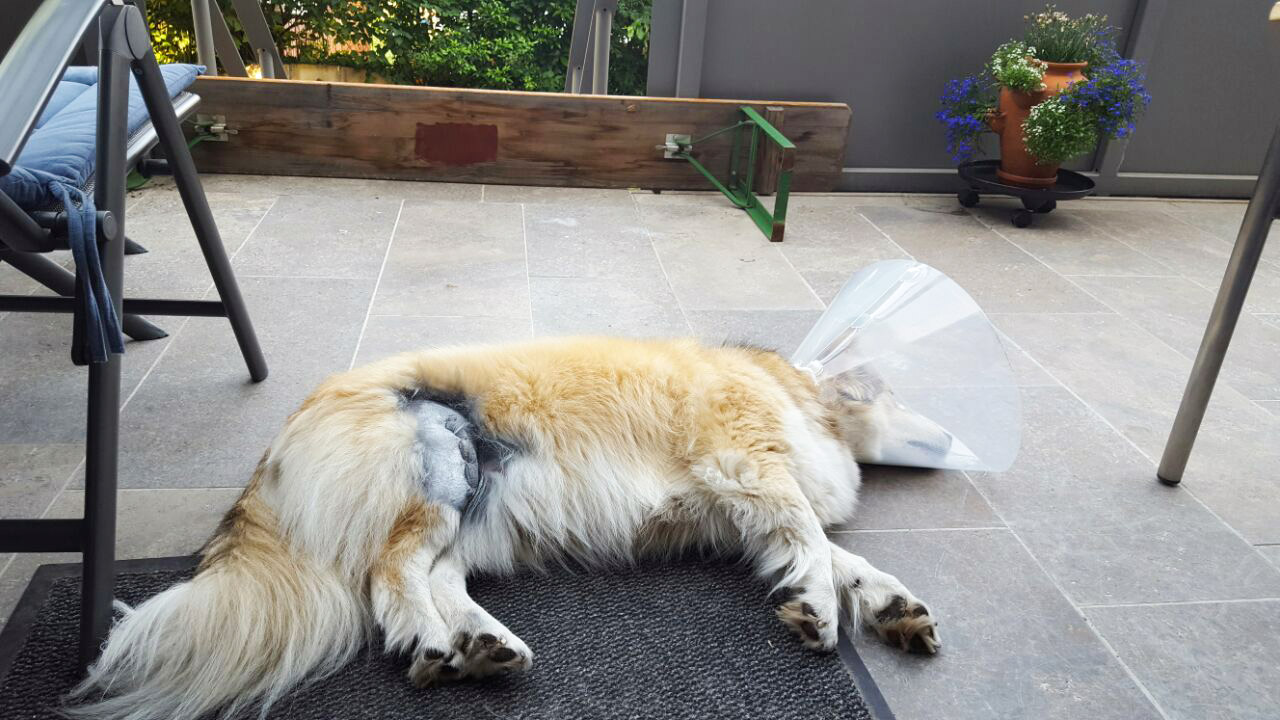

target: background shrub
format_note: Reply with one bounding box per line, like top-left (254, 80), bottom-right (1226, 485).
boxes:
top-left (143, 0), bottom-right (651, 94)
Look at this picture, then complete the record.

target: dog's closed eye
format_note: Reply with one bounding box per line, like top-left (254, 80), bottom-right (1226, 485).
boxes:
top-left (836, 388), bottom-right (866, 403)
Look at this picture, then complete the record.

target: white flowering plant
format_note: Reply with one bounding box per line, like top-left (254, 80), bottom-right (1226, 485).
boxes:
top-left (988, 42), bottom-right (1047, 93)
top-left (1022, 99), bottom-right (1096, 165)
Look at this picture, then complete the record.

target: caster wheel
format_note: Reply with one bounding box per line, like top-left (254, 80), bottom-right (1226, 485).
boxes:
top-left (958, 189), bottom-right (979, 208)
top-left (1035, 199), bottom-right (1057, 213)
top-left (1012, 211), bottom-right (1033, 228)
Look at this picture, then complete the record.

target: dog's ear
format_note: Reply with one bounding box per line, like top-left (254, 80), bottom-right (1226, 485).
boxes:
top-left (822, 366), bottom-right (886, 405)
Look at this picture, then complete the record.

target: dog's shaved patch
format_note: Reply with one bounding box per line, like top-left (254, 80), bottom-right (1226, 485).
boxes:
top-left (399, 388), bottom-right (518, 523)
top-left (409, 400), bottom-right (479, 510)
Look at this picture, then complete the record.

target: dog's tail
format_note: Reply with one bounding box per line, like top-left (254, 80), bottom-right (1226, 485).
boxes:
top-left (65, 492), bottom-right (369, 720)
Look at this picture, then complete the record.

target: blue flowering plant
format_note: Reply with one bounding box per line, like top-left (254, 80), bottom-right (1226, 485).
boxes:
top-left (936, 5), bottom-right (1151, 166)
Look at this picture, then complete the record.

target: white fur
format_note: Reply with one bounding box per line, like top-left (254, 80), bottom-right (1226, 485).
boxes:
top-left (67, 557), bottom-right (366, 720)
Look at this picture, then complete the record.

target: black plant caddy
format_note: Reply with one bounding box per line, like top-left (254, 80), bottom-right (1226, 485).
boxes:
top-left (956, 160), bottom-right (1095, 228)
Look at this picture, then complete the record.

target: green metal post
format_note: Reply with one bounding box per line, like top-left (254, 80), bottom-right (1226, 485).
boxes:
top-left (743, 123), bottom-right (759, 203)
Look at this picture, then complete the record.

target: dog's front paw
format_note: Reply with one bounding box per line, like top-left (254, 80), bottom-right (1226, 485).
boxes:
top-left (776, 597), bottom-right (839, 651)
top-left (871, 595), bottom-right (940, 655)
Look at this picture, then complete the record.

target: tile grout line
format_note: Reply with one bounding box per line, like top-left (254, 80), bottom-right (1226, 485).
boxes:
top-left (1059, 274), bottom-right (1183, 279)
top-left (988, 311), bottom-right (1115, 316)
top-left (630, 192), bottom-right (695, 335)
top-left (239, 274), bottom-right (377, 281)
top-left (959, 469), bottom-right (1175, 720)
top-left (1079, 596), bottom-right (1280, 610)
top-left (519, 203), bottom-right (535, 339)
top-left (0, 258), bottom-right (64, 327)
top-left (969, 210), bottom-right (1141, 319)
top-left (29, 194), bottom-right (282, 537)
top-left (828, 526), bottom-right (1009, 534)
top-left (363, 314), bottom-right (531, 322)
top-left (1154, 204), bottom-right (1280, 272)
top-left (1073, 205), bottom-right (1280, 316)
top-left (855, 211), bottom-right (915, 261)
top-left (775, 245), bottom-right (828, 309)
top-left (349, 198), bottom-right (405, 369)
top-left (119, 319), bottom-right (194, 413)
top-left (1068, 209), bottom-right (1185, 282)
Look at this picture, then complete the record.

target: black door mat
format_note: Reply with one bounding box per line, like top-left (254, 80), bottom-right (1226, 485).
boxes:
top-left (0, 556), bottom-right (894, 720)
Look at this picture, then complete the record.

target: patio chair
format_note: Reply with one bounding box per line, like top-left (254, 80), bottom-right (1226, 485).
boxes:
top-left (0, 0), bottom-right (266, 668)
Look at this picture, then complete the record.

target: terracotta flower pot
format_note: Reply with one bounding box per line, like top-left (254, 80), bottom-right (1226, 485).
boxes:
top-left (988, 61), bottom-right (1087, 187)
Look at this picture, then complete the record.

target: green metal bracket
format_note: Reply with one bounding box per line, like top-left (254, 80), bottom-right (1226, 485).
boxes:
top-left (665, 105), bottom-right (796, 242)
top-left (127, 123), bottom-right (220, 191)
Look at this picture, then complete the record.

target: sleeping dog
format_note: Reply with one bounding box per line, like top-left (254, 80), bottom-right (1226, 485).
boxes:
top-left (69, 336), bottom-right (940, 720)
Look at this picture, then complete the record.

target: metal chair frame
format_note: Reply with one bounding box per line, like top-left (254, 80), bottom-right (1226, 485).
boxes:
top-left (0, 0), bottom-right (266, 668)
top-left (1157, 124), bottom-right (1278, 485)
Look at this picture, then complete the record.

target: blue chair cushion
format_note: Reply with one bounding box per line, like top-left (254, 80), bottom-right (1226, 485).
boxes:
top-left (0, 63), bottom-right (202, 209)
top-left (0, 63), bottom-right (201, 364)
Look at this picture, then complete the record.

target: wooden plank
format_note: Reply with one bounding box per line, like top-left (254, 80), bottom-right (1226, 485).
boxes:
top-left (188, 77), bottom-right (851, 191)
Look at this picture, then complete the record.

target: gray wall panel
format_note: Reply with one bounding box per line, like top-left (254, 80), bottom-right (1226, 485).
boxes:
top-left (1117, 0), bottom-right (1280, 176)
top-left (645, 0), bottom-right (683, 96)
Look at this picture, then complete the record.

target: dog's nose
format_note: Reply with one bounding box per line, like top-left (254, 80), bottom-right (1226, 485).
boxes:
top-left (905, 432), bottom-right (954, 457)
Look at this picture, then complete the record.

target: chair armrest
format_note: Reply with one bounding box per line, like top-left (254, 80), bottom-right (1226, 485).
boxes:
top-left (0, 0), bottom-right (105, 176)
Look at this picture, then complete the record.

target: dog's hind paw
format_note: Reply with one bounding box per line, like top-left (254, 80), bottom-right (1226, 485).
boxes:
top-left (408, 647), bottom-right (465, 687)
top-left (872, 596), bottom-right (941, 655)
top-left (457, 630), bottom-right (533, 678)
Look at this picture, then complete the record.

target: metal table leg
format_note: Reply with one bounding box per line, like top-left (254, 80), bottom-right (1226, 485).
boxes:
top-left (1157, 123), bottom-right (1280, 485)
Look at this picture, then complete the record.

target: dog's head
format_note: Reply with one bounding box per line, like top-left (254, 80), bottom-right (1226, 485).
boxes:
top-left (818, 365), bottom-right (955, 465)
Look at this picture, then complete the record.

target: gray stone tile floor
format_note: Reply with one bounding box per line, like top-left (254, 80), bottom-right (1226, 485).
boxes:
top-left (2, 175), bottom-right (1278, 719)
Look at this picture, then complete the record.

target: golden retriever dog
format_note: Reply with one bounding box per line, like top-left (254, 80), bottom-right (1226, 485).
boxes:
top-left (69, 336), bottom-right (940, 720)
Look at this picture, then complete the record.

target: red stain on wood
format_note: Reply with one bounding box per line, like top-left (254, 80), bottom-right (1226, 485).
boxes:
top-left (414, 122), bottom-right (498, 165)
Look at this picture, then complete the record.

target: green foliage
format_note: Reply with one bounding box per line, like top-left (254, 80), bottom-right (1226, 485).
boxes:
top-left (141, 0), bottom-right (651, 94)
top-left (987, 41), bottom-right (1046, 93)
top-left (1022, 4), bottom-right (1114, 64)
top-left (1021, 96), bottom-right (1097, 165)
top-left (145, 0), bottom-right (198, 62)
top-left (355, 1), bottom-right (569, 90)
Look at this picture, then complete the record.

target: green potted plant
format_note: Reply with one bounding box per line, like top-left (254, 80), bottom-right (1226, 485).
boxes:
top-left (937, 6), bottom-right (1151, 187)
